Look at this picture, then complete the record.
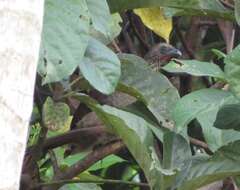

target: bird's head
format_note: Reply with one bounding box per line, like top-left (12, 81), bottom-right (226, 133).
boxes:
top-left (145, 43), bottom-right (182, 67)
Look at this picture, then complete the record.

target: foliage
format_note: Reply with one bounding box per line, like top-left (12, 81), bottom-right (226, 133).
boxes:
top-left (43, 97), bottom-right (71, 131)
top-left (133, 7), bottom-right (172, 42)
top-left (163, 59), bottom-right (226, 79)
top-left (224, 44), bottom-right (240, 98)
top-left (38, 0), bottom-right (121, 94)
top-left (107, 0), bottom-right (234, 20)
top-left (23, 0), bottom-right (240, 190)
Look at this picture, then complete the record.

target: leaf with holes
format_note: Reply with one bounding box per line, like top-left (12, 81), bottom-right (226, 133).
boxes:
top-left (89, 13), bottom-right (122, 44)
top-left (38, 0), bottom-right (90, 84)
top-left (86, 0), bottom-right (111, 36)
top-left (43, 97), bottom-right (70, 131)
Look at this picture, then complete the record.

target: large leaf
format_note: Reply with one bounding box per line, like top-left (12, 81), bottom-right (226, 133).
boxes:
top-left (173, 89), bottom-right (240, 151)
top-left (214, 104), bottom-right (240, 131)
top-left (107, 0), bottom-right (234, 20)
top-left (124, 102), bottom-right (168, 143)
top-left (72, 93), bottom-right (163, 190)
top-left (118, 54), bottom-right (180, 129)
top-left (38, 0), bottom-right (90, 84)
top-left (89, 13), bottom-right (122, 44)
top-left (163, 132), bottom-right (191, 170)
top-left (176, 141), bottom-right (240, 190)
top-left (197, 107), bottom-right (240, 151)
top-left (163, 59), bottom-right (225, 79)
top-left (173, 89), bottom-right (236, 129)
top-left (79, 37), bottom-right (121, 94)
top-left (86, 0), bottom-right (111, 36)
top-left (224, 44), bottom-right (240, 98)
top-left (235, 0), bottom-right (240, 26)
top-left (162, 132), bottom-right (191, 189)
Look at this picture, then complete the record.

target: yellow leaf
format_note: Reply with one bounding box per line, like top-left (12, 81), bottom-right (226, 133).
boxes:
top-left (134, 7), bottom-right (172, 42)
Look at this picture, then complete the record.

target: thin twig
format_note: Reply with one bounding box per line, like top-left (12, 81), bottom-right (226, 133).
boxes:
top-left (121, 13), bottom-right (138, 54)
top-left (48, 150), bottom-right (61, 177)
top-left (174, 18), bottom-right (195, 59)
top-left (189, 137), bottom-right (211, 152)
top-left (68, 76), bottom-right (83, 89)
top-left (59, 140), bottom-right (124, 180)
top-left (112, 39), bottom-right (122, 53)
top-left (198, 20), bottom-right (217, 27)
top-left (42, 141), bottom-right (124, 190)
top-left (219, 0), bottom-right (234, 10)
top-left (122, 24), bottom-right (137, 54)
top-left (27, 126), bottom-right (107, 154)
top-left (128, 11), bottom-right (150, 51)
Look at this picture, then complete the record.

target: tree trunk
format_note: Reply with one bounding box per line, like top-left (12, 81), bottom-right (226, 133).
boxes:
top-left (0, 1), bottom-right (44, 189)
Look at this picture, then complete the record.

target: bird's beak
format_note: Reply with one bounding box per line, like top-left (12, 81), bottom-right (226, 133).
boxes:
top-left (166, 48), bottom-right (182, 58)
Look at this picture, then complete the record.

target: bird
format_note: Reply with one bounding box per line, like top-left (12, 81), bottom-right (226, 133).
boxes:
top-left (144, 43), bottom-right (182, 89)
top-left (144, 43), bottom-right (182, 71)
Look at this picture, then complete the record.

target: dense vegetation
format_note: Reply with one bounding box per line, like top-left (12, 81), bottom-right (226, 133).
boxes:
top-left (22, 0), bottom-right (240, 189)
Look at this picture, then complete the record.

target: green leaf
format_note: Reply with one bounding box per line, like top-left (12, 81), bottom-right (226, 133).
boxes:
top-left (197, 107), bottom-right (240, 151)
top-left (107, 0), bottom-right (234, 20)
top-left (162, 132), bottom-right (191, 189)
top-left (72, 93), bottom-right (163, 190)
top-left (28, 124), bottom-right (41, 146)
top-left (211, 49), bottom-right (226, 59)
top-left (89, 13), bottom-right (122, 44)
top-left (108, 13), bottom-right (123, 41)
top-left (173, 89), bottom-right (240, 151)
top-left (43, 97), bottom-right (70, 131)
top-left (88, 155), bottom-right (126, 171)
top-left (62, 153), bottom-right (126, 171)
top-left (173, 89), bottom-right (236, 130)
top-left (118, 53), bottom-right (180, 128)
top-left (177, 141), bottom-right (240, 190)
top-left (60, 183), bottom-right (102, 190)
top-left (214, 104), bottom-right (240, 131)
top-left (99, 106), bottom-right (164, 189)
top-left (62, 152), bottom-right (89, 166)
top-left (163, 59), bottom-right (225, 79)
top-left (38, 0), bottom-right (90, 84)
top-left (79, 37), bottom-right (121, 94)
top-left (224, 44), bottom-right (240, 98)
top-left (86, 0), bottom-right (111, 35)
top-left (235, 0), bottom-right (240, 26)
top-left (124, 102), bottom-right (167, 142)
top-left (76, 172), bottom-right (103, 181)
top-left (163, 132), bottom-right (191, 170)
top-left (234, 176), bottom-right (240, 188)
